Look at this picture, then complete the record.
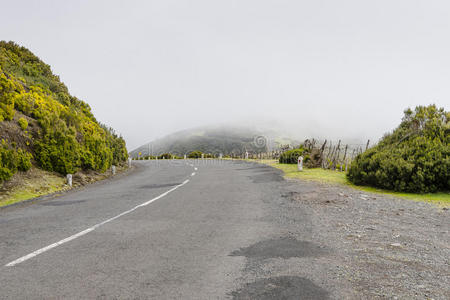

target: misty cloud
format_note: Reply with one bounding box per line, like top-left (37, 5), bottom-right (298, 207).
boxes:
top-left (1, 0), bottom-right (449, 149)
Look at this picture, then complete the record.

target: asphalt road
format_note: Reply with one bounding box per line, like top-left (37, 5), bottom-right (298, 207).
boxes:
top-left (0, 160), bottom-right (330, 299)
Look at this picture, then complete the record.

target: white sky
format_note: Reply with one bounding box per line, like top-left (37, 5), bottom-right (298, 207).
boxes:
top-left (1, 0), bottom-right (449, 149)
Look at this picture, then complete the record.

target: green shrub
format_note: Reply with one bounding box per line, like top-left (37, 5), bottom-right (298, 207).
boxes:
top-left (347, 105), bottom-right (449, 193)
top-left (0, 140), bottom-right (32, 182)
top-left (0, 140), bottom-right (16, 181)
top-left (188, 150), bottom-right (203, 158)
top-left (18, 117), bottom-right (28, 130)
top-left (17, 148), bottom-right (32, 171)
top-left (279, 148), bottom-right (304, 164)
top-left (158, 153), bottom-right (173, 159)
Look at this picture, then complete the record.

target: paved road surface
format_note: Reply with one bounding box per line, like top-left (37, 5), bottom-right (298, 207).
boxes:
top-left (0, 160), bottom-right (330, 299)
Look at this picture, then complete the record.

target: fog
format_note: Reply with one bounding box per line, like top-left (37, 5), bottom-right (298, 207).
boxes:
top-left (1, 0), bottom-right (449, 149)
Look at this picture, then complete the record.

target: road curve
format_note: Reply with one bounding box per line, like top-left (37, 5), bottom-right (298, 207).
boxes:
top-left (0, 160), bottom-right (330, 299)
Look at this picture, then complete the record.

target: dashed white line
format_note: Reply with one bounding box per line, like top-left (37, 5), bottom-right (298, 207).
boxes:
top-left (191, 172), bottom-right (196, 176)
top-left (194, 167), bottom-right (198, 171)
top-left (5, 179), bottom-right (190, 267)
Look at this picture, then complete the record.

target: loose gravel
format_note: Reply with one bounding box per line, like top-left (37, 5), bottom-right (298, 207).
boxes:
top-left (282, 178), bottom-right (450, 299)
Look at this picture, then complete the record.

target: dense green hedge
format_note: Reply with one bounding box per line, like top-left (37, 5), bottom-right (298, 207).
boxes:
top-left (158, 153), bottom-right (178, 159)
top-left (0, 41), bottom-right (128, 180)
top-left (347, 105), bottom-right (449, 193)
top-left (279, 148), bottom-right (304, 164)
top-left (188, 150), bottom-right (203, 158)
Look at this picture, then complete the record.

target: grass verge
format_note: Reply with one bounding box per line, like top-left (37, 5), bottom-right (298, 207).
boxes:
top-left (258, 159), bottom-right (450, 207)
top-left (0, 169), bottom-right (67, 207)
top-left (0, 165), bottom-right (130, 208)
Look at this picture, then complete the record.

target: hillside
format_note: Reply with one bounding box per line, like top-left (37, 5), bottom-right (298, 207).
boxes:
top-left (130, 126), bottom-right (300, 158)
top-left (0, 41), bottom-right (128, 183)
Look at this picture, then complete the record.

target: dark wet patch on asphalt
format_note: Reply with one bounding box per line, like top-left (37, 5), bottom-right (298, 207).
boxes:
top-left (249, 173), bottom-right (284, 183)
top-left (230, 276), bottom-right (329, 300)
top-left (139, 183), bottom-right (182, 189)
top-left (230, 237), bottom-right (326, 259)
top-left (40, 199), bottom-right (87, 206)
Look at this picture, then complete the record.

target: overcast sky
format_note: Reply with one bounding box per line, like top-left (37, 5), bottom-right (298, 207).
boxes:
top-left (1, 0), bottom-right (449, 149)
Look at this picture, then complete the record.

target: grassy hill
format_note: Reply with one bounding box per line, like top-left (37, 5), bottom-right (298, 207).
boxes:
top-left (130, 125), bottom-right (300, 158)
top-left (0, 41), bottom-right (128, 183)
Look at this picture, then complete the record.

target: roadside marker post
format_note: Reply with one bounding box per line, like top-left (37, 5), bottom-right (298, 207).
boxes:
top-left (128, 157), bottom-right (132, 168)
top-left (297, 156), bottom-right (303, 171)
top-left (112, 165), bottom-right (116, 175)
top-left (66, 174), bottom-right (72, 187)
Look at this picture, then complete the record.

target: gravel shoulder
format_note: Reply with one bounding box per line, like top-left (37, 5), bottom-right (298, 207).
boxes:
top-left (282, 177), bottom-right (450, 299)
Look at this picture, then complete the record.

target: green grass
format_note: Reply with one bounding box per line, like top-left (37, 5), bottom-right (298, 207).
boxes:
top-left (258, 160), bottom-right (450, 207)
top-left (0, 170), bottom-right (66, 207)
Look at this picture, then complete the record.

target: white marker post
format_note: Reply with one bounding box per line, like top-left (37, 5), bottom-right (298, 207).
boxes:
top-left (219, 153), bottom-right (223, 159)
top-left (112, 165), bottom-right (116, 175)
top-left (245, 151), bottom-right (249, 159)
top-left (128, 157), bottom-right (132, 168)
top-left (66, 174), bottom-right (72, 187)
top-left (297, 156), bottom-right (303, 171)
top-left (184, 154), bottom-right (187, 160)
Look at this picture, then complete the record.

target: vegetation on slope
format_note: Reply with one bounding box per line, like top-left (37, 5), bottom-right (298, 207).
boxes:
top-left (347, 105), bottom-right (449, 193)
top-left (0, 41), bottom-right (127, 182)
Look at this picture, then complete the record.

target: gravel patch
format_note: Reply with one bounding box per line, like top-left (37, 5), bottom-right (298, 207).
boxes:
top-left (284, 178), bottom-right (450, 299)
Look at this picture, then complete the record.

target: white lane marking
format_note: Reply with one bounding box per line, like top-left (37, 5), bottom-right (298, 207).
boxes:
top-left (5, 179), bottom-right (190, 267)
top-left (191, 172), bottom-right (196, 176)
top-left (194, 167), bottom-right (198, 171)
top-left (189, 164), bottom-right (194, 167)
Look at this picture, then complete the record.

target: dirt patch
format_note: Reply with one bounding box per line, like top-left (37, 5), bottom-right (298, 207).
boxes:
top-left (230, 237), bottom-right (325, 259)
top-left (230, 276), bottom-right (329, 300)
